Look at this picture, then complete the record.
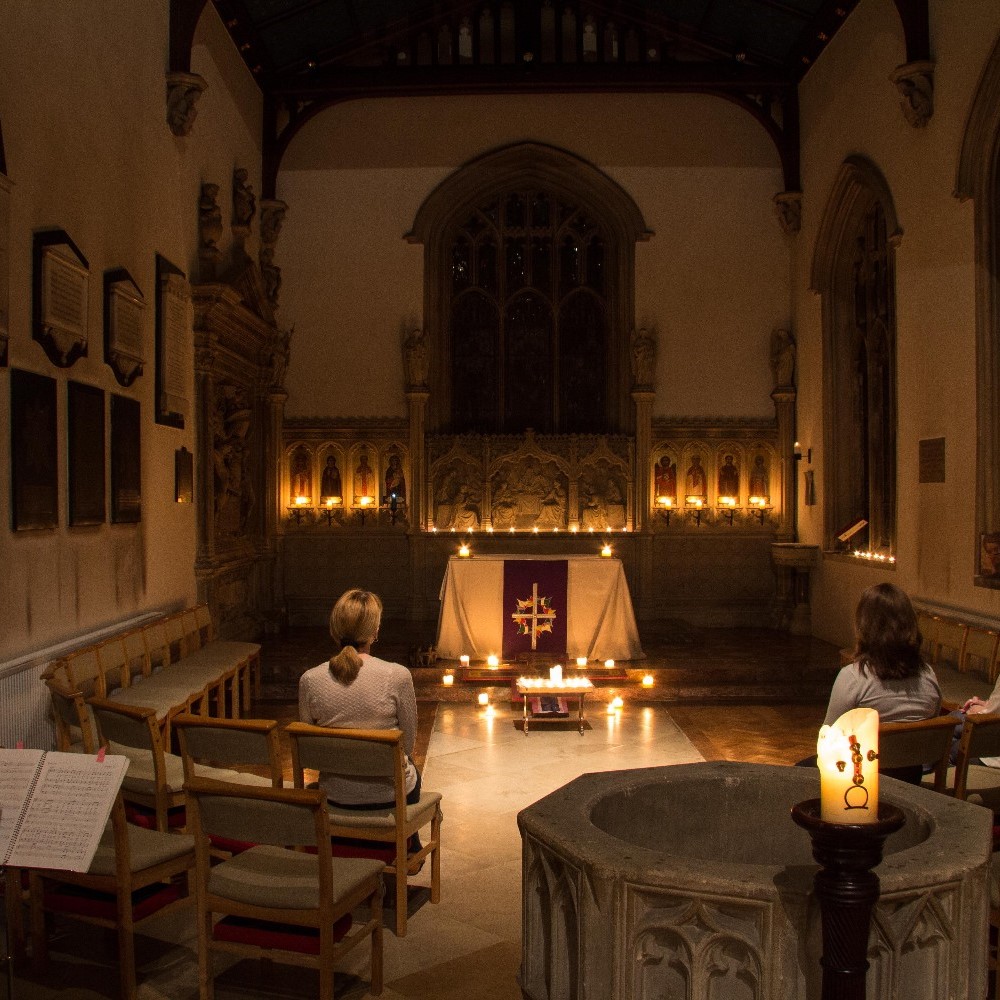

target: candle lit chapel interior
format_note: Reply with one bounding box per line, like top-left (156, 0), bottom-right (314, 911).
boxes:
top-left (3, 1), bottom-right (1000, 998)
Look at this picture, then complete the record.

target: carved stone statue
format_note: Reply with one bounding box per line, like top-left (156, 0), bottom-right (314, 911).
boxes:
top-left (232, 168), bottom-right (256, 231)
top-left (260, 247), bottom-right (281, 306)
top-left (890, 61), bottom-right (934, 128)
top-left (773, 191), bottom-right (801, 235)
top-left (630, 327), bottom-right (656, 387)
top-left (259, 199), bottom-right (288, 246)
top-left (403, 328), bottom-right (429, 388)
top-left (199, 183), bottom-right (223, 251)
top-left (165, 71), bottom-right (207, 137)
top-left (269, 326), bottom-right (291, 390)
top-left (769, 328), bottom-right (796, 388)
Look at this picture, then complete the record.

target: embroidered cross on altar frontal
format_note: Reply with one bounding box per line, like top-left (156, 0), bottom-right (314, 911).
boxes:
top-left (501, 559), bottom-right (568, 658)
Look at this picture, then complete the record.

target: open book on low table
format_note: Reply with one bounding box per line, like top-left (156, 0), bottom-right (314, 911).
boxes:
top-left (0, 749), bottom-right (128, 872)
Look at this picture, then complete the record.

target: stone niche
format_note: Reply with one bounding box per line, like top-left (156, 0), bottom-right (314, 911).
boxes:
top-left (519, 762), bottom-right (990, 1000)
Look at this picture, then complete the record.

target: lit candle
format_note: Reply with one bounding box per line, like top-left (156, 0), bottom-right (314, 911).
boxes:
top-left (576, 656), bottom-right (587, 667)
top-left (604, 659), bottom-right (615, 669)
top-left (478, 692), bottom-right (490, 706)
top-left (549, 664), bottom-right (563, 685)
top-left (816, 708), bottom-right (879, 824)
top-left (458, 543), bottom-right (471, 558)
top-left (460, 655), bottom-right (470, 668)
top-left (601, 544), bottom-right (612, 557)
top-left (487, 654), bottom-right (499, 668)
top-left (642, 674), bottom-right (654, 687)
top-left (610, 695), bottom-right (624, 712)
top-left (295, 496), bottom-right (310, 506)
top-left (442, 673), bottom-right (454, 686)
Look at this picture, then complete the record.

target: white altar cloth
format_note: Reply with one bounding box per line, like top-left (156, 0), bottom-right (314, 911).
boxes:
top-left (436, 555), bottom-right (644, 660)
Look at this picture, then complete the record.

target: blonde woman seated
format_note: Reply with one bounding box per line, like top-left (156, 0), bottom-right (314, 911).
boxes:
top-left (298, 589), bottom-right (422, 843)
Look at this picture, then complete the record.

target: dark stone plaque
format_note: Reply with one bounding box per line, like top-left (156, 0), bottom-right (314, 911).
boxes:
top-left (11, 368), bottom-right (58, 530)
top-left (67, 381), bottom-right (105, 526)
top-left (918, 437), bottom-right (945, 483)
top-left (175, 446), bottom-right (193, 504)
top-left (111, 393), bottom-right (141, 523)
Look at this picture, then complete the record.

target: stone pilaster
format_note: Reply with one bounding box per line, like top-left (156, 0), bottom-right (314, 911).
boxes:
top-left (406, 389), bottom-right (429, 531)
top-left (771, 387), bottom-right (797, 542)
top-left (631, 390), bottom-right (655, 529)
top-left (194, 340), bottom-right (217, 568)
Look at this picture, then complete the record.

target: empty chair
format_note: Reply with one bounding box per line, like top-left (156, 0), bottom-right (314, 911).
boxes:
top-left (961, 626), bottom-right (1000, 682)
top-left (933, 618), bottom-right (968, 668)
top-left (285, 722), bottom-right (442, 937)
top-left (96, 636), bottom-right (133, 695)
top-left (28, 791), bottom-right (195, 1000)
top-left (879, 714), bottom-right (956, 790)
top-left (174, 714), bottom-right (284, 787)
top-left (184, 777), bottom-right (384, 1000)
top-left (916, 609), bottom-right (939, 662)
top-left (948, 711), bottom-right (1000, 810)
top-left (45, 678), bottom-right (97, 754)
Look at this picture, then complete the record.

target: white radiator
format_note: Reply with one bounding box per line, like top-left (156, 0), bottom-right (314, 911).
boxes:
top-left (0, 612), bottom-right (163, 750)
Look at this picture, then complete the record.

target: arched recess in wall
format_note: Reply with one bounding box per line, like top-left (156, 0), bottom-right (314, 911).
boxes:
top-left (407, 142), bottom-right (651, 435)
top-left (955, 33), bottom-right (1000, 586)
top-left (811, 156), bottom-right (902, 556)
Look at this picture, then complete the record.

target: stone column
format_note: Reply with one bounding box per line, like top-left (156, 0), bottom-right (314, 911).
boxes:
top-left (194, 340), bottom-right (217, 570)
top-left (772, 387), bottom-right (797, 542)
top-left (406, 390), bottom-right (429, 531)
top-left (631, 390), bottom-right (655, 529)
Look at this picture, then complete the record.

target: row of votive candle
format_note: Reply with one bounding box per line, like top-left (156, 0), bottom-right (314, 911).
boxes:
top-left (458, 655), bottom-right (615, 668)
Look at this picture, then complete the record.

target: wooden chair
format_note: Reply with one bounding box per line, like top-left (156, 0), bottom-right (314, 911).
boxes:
top-left (961, 626), bottom-right (1000, 683)
top-left (949, 711), bottom-right (1000, 811)
top-left (44, 677), bottom-right (98, 754)
top-left (933, 617), bottom-right (968, 667)
top-left (28, 792), bottom-right (195, 1000)
top-left (916, 609), bottom-right (939, 662)
top-left (184, 777), bottom-right (384, 1000)
top-left (285, 722), bottom-right (442, 937)
top-left (879, 715), bottom-right (956, 791)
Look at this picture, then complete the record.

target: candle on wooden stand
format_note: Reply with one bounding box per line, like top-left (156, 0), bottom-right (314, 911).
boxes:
top-left (576, 656), bottom-right (587, 667)
top-left (442, 673), bottom-right (454, 686)
top-left (816, 707), bottom-right (879, 824)
top-left (549, 664), bottom-right (563, 685)
top-left (477, 692), bottom-right (489, 706)
top-left (460, 655), bottom-right (470, 668)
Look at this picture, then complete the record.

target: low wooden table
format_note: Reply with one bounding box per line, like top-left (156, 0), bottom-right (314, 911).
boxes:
top-left (516, 678), bottom-right (594, 736)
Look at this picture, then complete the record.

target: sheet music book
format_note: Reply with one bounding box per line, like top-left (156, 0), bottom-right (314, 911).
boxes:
top-left (0, 749), bottom-right (128, 872)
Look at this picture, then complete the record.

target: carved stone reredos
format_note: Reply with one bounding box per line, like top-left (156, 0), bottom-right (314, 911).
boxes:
top-left (890, 61), bottom-right (935, 128)
top-left (773, 191), bottom-right (801, 235)
top-left (428, 431), bottom-right (631, 532)
top-left (165, 71), bottom-right (207, 137)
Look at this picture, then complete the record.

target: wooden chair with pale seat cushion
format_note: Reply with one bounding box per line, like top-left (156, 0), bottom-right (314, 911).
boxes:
top-left (923, 711), bottom-right (1000, 811)
top-left (933, 617), bottom-right (968, 668)
top-left (28, 791), bottom-right (195, 1000)
top-left (44, 677), bottom-right (98, 754)
top-left (879, 714), bottom-right (956, 791)
top-left (961, 626), bottom-right (1000, 683)
top-left (174, 714), bottom-right (284, 787)
top-left (285, 722), bottom-right (442, 937)
top-left (916, 609), bottom-right (940, 662)
top-left (89, 699), bottom-right (272, 833)
top-left (184, 777), bottom-right (384, 1000)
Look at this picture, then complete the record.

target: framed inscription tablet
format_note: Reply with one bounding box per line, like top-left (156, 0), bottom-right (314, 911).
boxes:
top-left (33, 230), bottom-right (89, 368)
top-left (67, 381), bottom-right (105, 526)
top-left (104, 268), bottom-right (144, 387)
top-left (11, 368), bottom-right (58, 530)
top-left (154, 254), bottom-right (190, 428)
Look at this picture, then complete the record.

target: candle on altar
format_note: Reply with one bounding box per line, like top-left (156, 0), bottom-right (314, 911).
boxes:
top-left (487, 654), bottom-right (499, 668)
top-left (816, 707), bottom-right (879, 824)
top-left (601, 544), bottom-right (612, 557)
top-left (604, 659), bottom-right (615, 669)
top-left (460, 655), bottom-right (470, 667)
top-left (610, 695), bottom-right (624, 712)
top-left (458, 543), bottom-right (471, 557)
top-left (294, 495), bottom-right (310, 506)
top-left (442, 673), bottom-right (454, 686)
top-left (642, 674), bottom-right (654, 687)
top-left (477, 692), bottom-right (490, 706)
top-left (576, 656), bottom-right (587, 667)
top-left (549, 664), bottom-right (563, 684)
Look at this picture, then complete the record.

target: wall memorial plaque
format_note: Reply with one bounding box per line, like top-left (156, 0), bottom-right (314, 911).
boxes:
top-left (67, 381), bottom-right (105, 526)
top-left (155, 254), bottom-right (190, 428)
top-left (104, 268), bottom-right (145, 387)
top-left (175, 446), bottom-right (193, 504)
top-left (33, 230), bottom-right (89, 367)
top-left (111, 394), bottom-right (141, 523)
top-left (11, 368), bottom-right (58, 530)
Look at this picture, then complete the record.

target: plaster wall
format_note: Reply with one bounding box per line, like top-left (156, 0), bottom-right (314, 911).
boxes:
top-left (0, 1), bottom-right (262, 663)
top-left (277, 93), bottom-right (788, 422)
top-left (795, 0), bottom-right (1000, 647)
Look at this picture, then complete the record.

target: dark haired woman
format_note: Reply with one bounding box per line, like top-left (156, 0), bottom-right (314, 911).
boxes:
top-left (823, 583), bottom-right (941, 725)
top-left (298, 588), bottom-right (421, 810)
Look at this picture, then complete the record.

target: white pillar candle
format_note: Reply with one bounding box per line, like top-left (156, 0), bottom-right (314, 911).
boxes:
top-left (576, 656), bottom-right (587, 667)
top-left (549, 664), bottom-right (563, 684)
top-left (487, 654), bottom-right (499, 668)
top-left (816, 707), bottom-right (879, 824)
top-left (460, 655), bottom-right (470, 667)
top-left (477, 692), bottom-right (489, 706)
top-left (604, 659), bottom-right (615, 669)
top-left (641, 674), bottom-right (654, 687)
top-left (442, 674), bottom-right (454, 686)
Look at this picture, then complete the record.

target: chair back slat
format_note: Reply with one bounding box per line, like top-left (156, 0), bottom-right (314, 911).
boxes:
top-left (963, 714), bottom-right (1000, 761)
top-left (123, 630), bottom-right (151, 681)
top-left (62, 649), bottom-right (104, 699)
top-left (917, 610), bottom-right (939, 660)
top-left (175, 715), bottom-right (283, 785)
top-left (934, 618), bottom-right (967, 667)
top-left (194, 604), bottom-right (214, 643)
top-left (287, 725), bottom-right (400, 779)
top-left (90, 699), bottom-right (159, 752)
top-left (96, 638), bottom-right (130, 694)
top-left (878, 716), bottom-right (955, 770)
top-left (185, 779), bottom-right (329, 847)
top-left (163, 613), bottom-right (189, 660)
top-left (961, 627), bottom-right (1000, 680)
top-left (179, 609), bottom-right (201, 652)
top-left (46, 680), bottom-right (97, 753)
top-left (142, 621), bottom-right (171, 671)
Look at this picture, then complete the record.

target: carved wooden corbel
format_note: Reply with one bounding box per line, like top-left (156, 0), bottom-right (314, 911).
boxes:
top-left (773, 191), bottom-right (801, 235)
top-left (890, 61), bottom-right (934, 128)
top-left (166, 71), bottom-right (207, 137)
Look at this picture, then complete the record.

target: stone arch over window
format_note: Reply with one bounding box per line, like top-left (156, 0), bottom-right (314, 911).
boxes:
top-left (811, 156), bottom-right (902, 554)
top-left (955, 35), bottom-right (1000, 586)
top-left (407, 142), bottom-right (651, 434)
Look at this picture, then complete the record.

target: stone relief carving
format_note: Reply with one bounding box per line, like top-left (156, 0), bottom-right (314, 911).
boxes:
top-left (232, 167), bottom-right (257, 232)
top-left (491, 456), bottom-right (567, 530)
top-left (212, 385), bottom-right (254, 537)
top-left (773, 190), bottom-right (802, 235)
top-left (198, 182), bottom-right (223, 277)
top-left (165, 71), bottom-right (207, 137)
top-left (258, 199), bottom-right (287, 308)
top-left (403, 328), bottom-right (429, 388)
top-left (579, 465), bottom-right (626, 530)
top-left (769, 328), bottom-right (795, 388)
top-left (268, 326), bottom-right (291, 390)
top-left (890, 61), bottom-right (935, 128)
top-left (630, 326), bottom-right (656, 387)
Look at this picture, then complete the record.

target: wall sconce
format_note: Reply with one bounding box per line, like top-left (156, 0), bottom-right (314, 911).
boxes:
top-left (354, 494), bottom-right (375, 526)
top-left (288, 497), bottom-right (312, 525)
top-left (320, 495), bottom-right (343, 525)
top-left (748, 496), bottom-right (769, 525)
top-left (685, 496), bottom-right (705, 525)
top-left (656, 495), bottom-right (675, 525)
top-left (717, 496), bottom-right (737, 525)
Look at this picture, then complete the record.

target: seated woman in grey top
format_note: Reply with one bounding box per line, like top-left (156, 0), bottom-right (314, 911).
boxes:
top-left (802, 583), bottom-right (941, 783)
